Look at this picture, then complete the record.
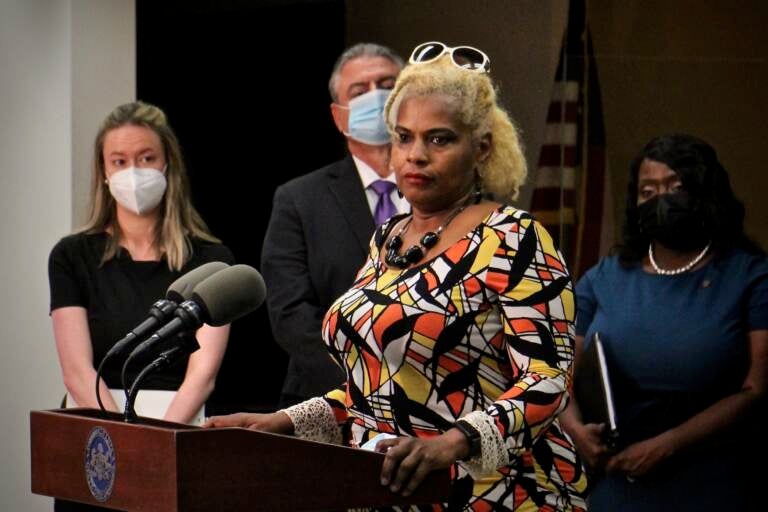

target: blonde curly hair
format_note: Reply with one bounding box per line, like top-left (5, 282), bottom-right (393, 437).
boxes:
top-left (384, 56), bottom-right (527, 203)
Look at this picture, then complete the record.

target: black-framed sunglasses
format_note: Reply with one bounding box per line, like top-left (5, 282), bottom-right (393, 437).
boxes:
top-left (409, 41), bottom-right (491, 73)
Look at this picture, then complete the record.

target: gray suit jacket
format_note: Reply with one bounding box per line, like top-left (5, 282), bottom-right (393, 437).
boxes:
top-left (261, 156), bottom-right (375, 400)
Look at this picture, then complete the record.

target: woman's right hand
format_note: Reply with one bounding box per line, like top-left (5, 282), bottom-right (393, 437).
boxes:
top-left (569, 421), bottom-right (611, 470)
top-left (202, 411), bottom-right (294, 435)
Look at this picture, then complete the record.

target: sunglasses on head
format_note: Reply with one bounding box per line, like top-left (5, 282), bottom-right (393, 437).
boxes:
top-left (409, 41), bottom-right (491, 73)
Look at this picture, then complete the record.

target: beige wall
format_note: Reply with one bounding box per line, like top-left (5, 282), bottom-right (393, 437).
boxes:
top-left (0, 1), bottom-right (134, 510)
top-left (590, 0), bottom-right (768, 247)
top-left (347, 0), bottom-right (768, 249)
top-left (71, 0), bottom-right (137, 226)
top-left (346, 0), bottom-right (569, 209)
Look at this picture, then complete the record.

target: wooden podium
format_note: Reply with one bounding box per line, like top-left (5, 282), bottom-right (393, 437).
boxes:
top-left (30, 408), bottom-right (450, 511)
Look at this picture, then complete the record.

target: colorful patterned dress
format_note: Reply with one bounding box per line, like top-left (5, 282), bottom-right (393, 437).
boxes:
top-left (317, 206), bottom-right (587, 511)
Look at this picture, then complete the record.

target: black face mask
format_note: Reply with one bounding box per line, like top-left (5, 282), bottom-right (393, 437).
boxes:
top-left (637, 193), bottom-right (708, 251)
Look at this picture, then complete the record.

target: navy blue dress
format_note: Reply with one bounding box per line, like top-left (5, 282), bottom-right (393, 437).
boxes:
top-left (575, 248), bottom-right (768, 511)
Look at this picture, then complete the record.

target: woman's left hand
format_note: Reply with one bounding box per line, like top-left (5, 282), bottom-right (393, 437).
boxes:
top-left (376, 430), bottom-right (468, 496)
top-left (605, 433), bottom-right (676, 479)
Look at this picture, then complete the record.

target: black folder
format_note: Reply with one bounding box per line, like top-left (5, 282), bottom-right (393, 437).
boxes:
top-left (573, 332), bottom-right (619, 451)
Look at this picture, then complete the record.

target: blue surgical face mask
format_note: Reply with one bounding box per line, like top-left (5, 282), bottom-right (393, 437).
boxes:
top-left (341, 88), bottom-right (391, 146)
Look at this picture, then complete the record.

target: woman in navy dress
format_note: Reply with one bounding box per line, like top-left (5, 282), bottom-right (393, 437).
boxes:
top-left (561, 134), bottom-right (768, 511)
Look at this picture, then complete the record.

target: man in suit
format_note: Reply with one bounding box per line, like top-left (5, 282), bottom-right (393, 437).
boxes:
top-left (262, 43), bottom-right (406, 407)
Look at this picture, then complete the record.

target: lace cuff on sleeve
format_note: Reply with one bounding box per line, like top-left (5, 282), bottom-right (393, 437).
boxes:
top-left (281, 397), bottom-right (342, 445)
top-left (458, 410), bottom-right (510, 479)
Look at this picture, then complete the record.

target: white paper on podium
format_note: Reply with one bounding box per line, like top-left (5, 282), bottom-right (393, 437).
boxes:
top-left (66, 389), bottom-right (205, 426)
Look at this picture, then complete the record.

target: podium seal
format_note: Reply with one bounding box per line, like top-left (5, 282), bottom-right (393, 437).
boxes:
top-left (84, 426), bottom-right (116, 502)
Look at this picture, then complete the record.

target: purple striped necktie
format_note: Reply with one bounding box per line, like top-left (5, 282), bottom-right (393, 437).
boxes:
top-left (369, 179), bottom-right (397, 227)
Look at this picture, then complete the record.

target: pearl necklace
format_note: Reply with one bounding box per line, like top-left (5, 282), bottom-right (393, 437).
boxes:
top-left (648, 241), bottom-right (711, 276)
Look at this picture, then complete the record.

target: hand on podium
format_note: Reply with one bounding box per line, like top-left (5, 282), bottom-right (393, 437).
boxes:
top-left (202, 411), bottom-right (294, 434)
top-left (374, 428), bottom-right (470, 497)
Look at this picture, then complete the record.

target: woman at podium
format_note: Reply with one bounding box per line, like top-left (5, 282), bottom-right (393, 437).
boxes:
top-left (207, 42), bottom-right (588, 511)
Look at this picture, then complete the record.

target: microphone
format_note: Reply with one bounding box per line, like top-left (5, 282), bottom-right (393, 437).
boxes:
top-left (166, 260), bottom-right (231, 303)
top-left (124, 264), bottom-right (267, 364)
top-left (121, 265), bottom-right (266, 421)
top-left (94, 261), bottom-right (230, 414)
top-left (104, 261), bottom-right (231, 360)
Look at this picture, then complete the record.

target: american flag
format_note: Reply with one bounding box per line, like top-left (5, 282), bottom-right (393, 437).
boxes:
top-left (530, 0), bottom-right (613, 279)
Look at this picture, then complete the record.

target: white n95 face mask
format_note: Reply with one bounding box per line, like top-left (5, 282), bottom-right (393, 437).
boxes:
top-left (108, 167), bottom-right (167, 215)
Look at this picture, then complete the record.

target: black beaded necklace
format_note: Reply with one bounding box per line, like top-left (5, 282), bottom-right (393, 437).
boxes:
top-left (384, 192), bottom-right (479, 269)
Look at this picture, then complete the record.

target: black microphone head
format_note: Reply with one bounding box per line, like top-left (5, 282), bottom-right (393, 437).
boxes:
top-left (166, 261), bottom-right (230, 303)
top-left (191, 264), bottom-right (267, 326)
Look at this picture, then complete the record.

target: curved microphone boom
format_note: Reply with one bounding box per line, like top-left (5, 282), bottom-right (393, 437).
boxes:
top-left (123, 337), bottom-right (201, 423)
top-left (94, 261), bottom-right (230, 413)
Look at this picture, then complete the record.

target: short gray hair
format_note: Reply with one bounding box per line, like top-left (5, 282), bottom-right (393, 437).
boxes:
top-left (328, 43), bottom-right (404, 102)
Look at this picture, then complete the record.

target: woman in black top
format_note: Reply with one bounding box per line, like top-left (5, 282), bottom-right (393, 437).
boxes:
top-left (48, 101), bottom-right (234, 427)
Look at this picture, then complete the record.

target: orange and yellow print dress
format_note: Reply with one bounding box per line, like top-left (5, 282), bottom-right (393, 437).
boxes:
top-left (320, 206), bottom-right (588, 511)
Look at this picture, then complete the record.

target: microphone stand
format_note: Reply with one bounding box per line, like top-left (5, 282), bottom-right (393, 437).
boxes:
top-left (123, 335), bottom-right (200, 423)
top-left (120, 301), bottom-right (204, 397)
top-left (94, 357), bottom-right (110, 414)
top-left (94, 299), bottom-right (178, 413)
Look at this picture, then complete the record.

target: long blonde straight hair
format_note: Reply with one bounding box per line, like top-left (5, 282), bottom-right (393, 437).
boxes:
top-left (80, 101), bottom-right (220, 270)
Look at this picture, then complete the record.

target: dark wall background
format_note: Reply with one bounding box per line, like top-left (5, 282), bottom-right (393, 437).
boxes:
top-left (587, 0), bottom-right (768, 249)
top-left (135, 0), bottom-right (768, 414)
top-left (345, 0), bottom-right (768, 250)
top-left (137, 0), bottom-right (346, 413)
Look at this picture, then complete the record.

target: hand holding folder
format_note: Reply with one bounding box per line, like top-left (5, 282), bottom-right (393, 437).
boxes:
top-left (573, 332), bottom-right (620, 452)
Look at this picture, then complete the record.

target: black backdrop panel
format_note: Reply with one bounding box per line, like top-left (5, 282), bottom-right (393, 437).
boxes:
top-left (137, 0), bottom-right (347, 412)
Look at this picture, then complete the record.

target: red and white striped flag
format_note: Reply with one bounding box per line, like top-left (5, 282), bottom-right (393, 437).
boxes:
top-left (530, 0), bottom-right (613, 279)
